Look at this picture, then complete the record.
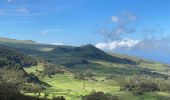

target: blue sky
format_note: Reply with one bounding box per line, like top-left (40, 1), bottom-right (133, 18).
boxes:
top-left (0, 0), bottom-right (170, 63)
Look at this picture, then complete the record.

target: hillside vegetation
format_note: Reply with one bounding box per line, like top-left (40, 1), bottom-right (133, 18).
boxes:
top-left (0, 37), bottom-right (170, 100)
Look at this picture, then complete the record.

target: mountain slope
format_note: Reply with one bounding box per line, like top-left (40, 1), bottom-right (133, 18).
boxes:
top-left (0, 46), bottom-right (40, 84)
top-left (0, 37), bottom-right (169, 77)
top-left (0, 46), bottom-right (37, 68)
top-left (48, 44), bottom-right (136, 67)
top-left (1, 37), bottom-right (170, 100)
top-left (0, 37), bottom-right (36, 44)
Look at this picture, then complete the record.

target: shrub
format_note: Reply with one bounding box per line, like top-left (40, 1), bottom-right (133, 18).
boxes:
top-left (19, 83), bottom-right (43, 93)
top-left (44, 63), bottom-right (64, 75)
top-left (74, 72), bottom-right (85, 80)
top-left (120, 76), bottom-right (159, 95)
top-left (157, 80), bottom-right (170, 92)
top-left (53, 96), bottom-right (66, 100)
top-left (82, 91), bottom-right (119, 100)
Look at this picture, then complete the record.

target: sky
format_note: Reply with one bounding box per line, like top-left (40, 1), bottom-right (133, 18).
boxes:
top-left (0, 0), bottom-right (170, 64)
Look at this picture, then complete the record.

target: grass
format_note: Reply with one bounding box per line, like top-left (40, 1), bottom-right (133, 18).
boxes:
top-left (25, 64), bottom-right (44, 72)
top-left (24, 64), bottom-right (120, 99)
top-left (24, 64), bottom-right (170, 100)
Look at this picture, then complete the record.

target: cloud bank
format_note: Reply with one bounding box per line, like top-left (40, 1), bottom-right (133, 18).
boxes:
top-left (96, 38), bottom-right (139, 50)
top-left (41, 29), bottom-right (63, 35)
top-left (98, 12), bottom-right (137, 41)
top-left (96, 12), bottom-right (170, 56)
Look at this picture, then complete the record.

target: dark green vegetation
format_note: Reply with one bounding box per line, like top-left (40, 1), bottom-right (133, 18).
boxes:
top-left (120, 76), bottom-right (170, 95)
top-left (0, 83), bottom-right (44, 100)
top-left (0, 37), bottom-right (170, 100)
top-left (82, 91), bottom-right (119, 100)
top-left (0, 46), bottom-right (37, 68)
top-left (0, 46), bottom-right (39, 84)
top-left (0, 46), bottom-right (65, 100)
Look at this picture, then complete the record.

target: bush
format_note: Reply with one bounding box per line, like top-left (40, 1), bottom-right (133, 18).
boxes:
top-left (19, 83), bottom-right (43, 93)
top-left (120, 76), bottom-right (159, 95)
top-left (82, 91), bottom-right (119, 100)
top-left (44, 63), bottom-right (64, 75)
top-left (157, 80), bottom-right (170, 92)
top-left (74, 71), bottom-right (95, 80)
top-left (53, 96), bottom-right (66, 100)
top-left (74, 72), bottom-right (85, 80)
top-left (0, 83), bottom-right (44, 100)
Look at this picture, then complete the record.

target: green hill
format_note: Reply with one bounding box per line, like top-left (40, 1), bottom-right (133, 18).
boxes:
top-left (1, 37), bottom-right (170, 100)
top-left (0, 46), bottom-right (37, 68)
top-left (0, 37), bottom-right (169, 76)
top-left (0, 45), bottom-right (64, 100)
top-left (0, 37), bottom-right (36, 44)
top-left (50, 44), bottom-right (135, 64)
top-left (0, 46), bottom-right (40, 83)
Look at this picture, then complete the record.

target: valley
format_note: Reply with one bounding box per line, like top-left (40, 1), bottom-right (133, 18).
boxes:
top-left (0, 38), bottom-right (170, 100)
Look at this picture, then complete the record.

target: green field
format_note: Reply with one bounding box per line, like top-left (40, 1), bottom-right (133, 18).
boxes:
top-left (23, 62), bottom-right (170, 100)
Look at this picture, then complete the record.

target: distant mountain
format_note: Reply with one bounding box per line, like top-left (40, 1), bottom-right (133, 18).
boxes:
top-left (0, 37), bottom-right (169, 77)
top-left (50, 44), bottom-right (136, 65)
top-left (0, 37), bottom-right (169, 86)
top-left (0, 37), bottom-right (36, 44)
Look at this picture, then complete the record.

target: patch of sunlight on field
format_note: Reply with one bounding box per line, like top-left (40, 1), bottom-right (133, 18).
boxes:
top-left (40, 73), bottom-right (120, 100)
top-left (157, 92), bottom-right (170, 97)
top-left (139, 62), bottom-right (167, 71)
top-left (24, 63), bottom-right (44, 74)
top-left (23, 64), bottom-right (170, 100)
top-left (38, 48), bottom-right (54, 51)
top-left (91, 61), bottom-right (128, 68)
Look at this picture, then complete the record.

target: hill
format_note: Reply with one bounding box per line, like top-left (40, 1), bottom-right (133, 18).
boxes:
top-left (0, 37), bottom-right (36, 44)
top-left (0, 37), bottom-right (169, 76)
top-left (50, 44), bottom-right (135, 64)
top-left (1, 37), bottom-right (170, 100)
top-left (0, 46), bottom-right (40, 83)
top-left (0, 46), bottom-right (37, 68)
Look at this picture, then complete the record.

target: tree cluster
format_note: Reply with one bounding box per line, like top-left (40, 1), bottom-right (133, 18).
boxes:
top-left (0, 46), bottom-right (37, 69)
top-left (120, 76), bottom-right (170, 95)
top-left (82, 91), bottom-right (119, 100)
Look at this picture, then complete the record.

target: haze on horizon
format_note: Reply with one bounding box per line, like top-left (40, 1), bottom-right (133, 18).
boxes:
top-left (0, 0), bottom-right (170, 64)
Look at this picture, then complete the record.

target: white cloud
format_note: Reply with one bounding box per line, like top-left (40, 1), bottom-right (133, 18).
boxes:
top-left (112, 27), bottom-right (125, 35)
top-left (17, 8), bottom-right (30, 14)
top-left (96, 37), bottom-right (170, 54)
top-left (37, 42), bottom-right (64, 46)
top-left (111, 16), bottom-right (119, 22)
top-left (41, 29), bottom-right (63, 35)
top-left (51, 42), bottom-right (64, 45)
top-left (96, 38), bottom-right (139, 50)
top-left (134, 37), bottom-right (170, 52)
top-left (125, 12), bottom-right (137, 21)
top-left (97, 12), bottom-right (137, 41)
top-left (6, 0), bottom-right (14, 3)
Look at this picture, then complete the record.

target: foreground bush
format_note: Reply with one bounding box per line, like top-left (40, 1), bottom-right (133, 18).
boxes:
top-left (157, 80), bottom-right (170, 92)
top-left (120, 76), bottom-right (159, 95)
top-left (53, 96), bottom-right (66, 100)
top-left (0, 83), bottom-right (43, 100)
top-left (82, 91), bottom-right (119, 100)
top-left (44, 63), bottom-right (64, 76)
top-left (119, 76), bottom-right (170, 95)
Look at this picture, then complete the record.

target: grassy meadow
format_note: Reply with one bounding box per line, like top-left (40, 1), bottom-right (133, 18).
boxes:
top-left (23, 62), bottom-right (170, 100)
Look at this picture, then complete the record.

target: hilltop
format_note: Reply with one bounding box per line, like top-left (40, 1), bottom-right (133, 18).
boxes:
top-left (0, 37), bottom-right (36, 44)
